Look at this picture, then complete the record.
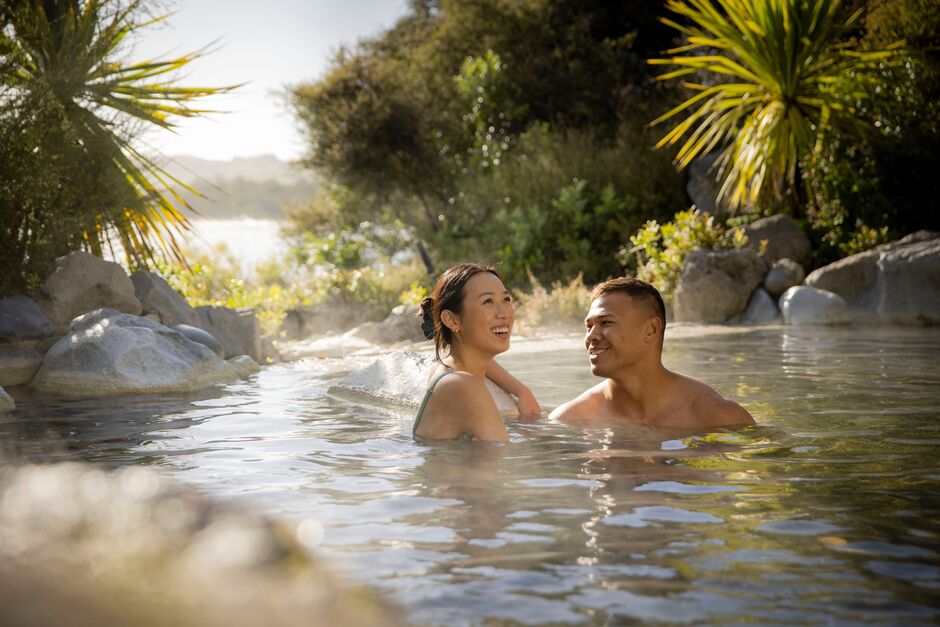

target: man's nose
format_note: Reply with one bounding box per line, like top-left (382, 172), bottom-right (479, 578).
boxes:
top-left (585, 324), bottom-right (599, 341)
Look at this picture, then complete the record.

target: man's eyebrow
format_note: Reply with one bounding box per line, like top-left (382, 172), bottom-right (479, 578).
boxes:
top-left (585, 312), bottom-right (613, 323)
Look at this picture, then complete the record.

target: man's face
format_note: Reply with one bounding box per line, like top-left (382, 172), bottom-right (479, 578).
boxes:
top-left (583, 292), bottom-right (655, 377)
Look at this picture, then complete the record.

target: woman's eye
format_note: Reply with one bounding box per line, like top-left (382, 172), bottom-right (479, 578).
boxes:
top-left (483, 298), bottom-right (494, 304)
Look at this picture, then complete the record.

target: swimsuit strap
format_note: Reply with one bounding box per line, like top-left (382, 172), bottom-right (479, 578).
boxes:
top-left (413, 367), bottom-right (455, 436)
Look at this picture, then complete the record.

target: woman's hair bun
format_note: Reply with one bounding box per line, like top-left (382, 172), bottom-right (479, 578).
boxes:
top-left (418, 297), bottom-right (435, 340)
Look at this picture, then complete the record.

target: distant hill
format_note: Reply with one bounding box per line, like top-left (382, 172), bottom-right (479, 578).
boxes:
top-left (162, 155), bottom-right (319, 220)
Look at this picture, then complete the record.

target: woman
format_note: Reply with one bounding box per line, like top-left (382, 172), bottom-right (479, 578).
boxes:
top-left (414, 263), bottom-right (540, 442)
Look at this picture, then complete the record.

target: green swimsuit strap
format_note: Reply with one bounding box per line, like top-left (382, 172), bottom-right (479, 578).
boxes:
top-left (413, 368), bottom-right (456, 436)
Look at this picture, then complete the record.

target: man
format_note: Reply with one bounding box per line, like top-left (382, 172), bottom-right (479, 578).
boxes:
top-left (549, 277), bottom-right (755, 429)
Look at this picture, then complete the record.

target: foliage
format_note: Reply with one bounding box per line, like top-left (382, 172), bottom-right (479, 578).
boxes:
top-left (0, 0), bottom-right (233, 296)
top-left (624, 208), bottom-right (748, 298)
top-left (650, 0), bottom-right (903, 213)
top-left (513, 272), bottom-right (592, 334)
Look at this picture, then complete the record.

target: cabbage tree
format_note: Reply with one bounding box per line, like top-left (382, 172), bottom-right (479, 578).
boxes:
top-left (649, 0), bottom-right (902, 212)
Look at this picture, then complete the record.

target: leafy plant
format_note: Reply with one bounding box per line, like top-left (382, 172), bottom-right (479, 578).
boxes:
top-left (623, 208), bottom-right (747, 298)
top-left (649, 0), bottom-right (903, 212)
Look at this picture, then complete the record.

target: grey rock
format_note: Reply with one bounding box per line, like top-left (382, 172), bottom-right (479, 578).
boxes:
top-left (279, 305), bottom-right (372, 341)
top-left (805, 231), bottom-right (940, 324)
top-left (228, 354), bottom-right (261, 378)
top-left (674, 248), bottom-right (767, 322)
top-left (0, 387), bottom-right (12, 412)
top-left (348, 304), bottom-right (426, 345)
top-left (194, 306), bottom-right (261, 362)
top-left (261, 337), bottom-right (281, 364)
top-left (686, 151), bottom-right (723, 213)
top-left (0, 463), bottom-right (399, 627)
top-left (131, 270), bottom-right (198, 327)
top-left (0, 346), bottom-right (43, 387)
top-left (780, 286), bottom-right (849, 325)
top-left (736, 288), bottom-right (780, 325)
top-left (764, 258), bottom-right (806, 298)
top-left (31, 309), bottom-right (249, 397)
top-left (0, 296), bottom-right (53, 342)
top-left (173, 324), bottom-right (225, 357)
top-left (745, 214), bottom-right (811, 266)
top-left (35, 251), bottom-right (142, 326)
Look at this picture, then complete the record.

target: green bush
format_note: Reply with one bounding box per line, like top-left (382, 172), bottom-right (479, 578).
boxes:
top-left (623, 209), bottom-right (748, 299)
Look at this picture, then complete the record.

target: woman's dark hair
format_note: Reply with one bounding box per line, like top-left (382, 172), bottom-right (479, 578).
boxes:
top-left (418, 262), bottom-right (502, 363)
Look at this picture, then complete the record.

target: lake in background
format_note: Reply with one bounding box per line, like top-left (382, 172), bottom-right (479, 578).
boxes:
top-left (188, 218), bottom-right (287, 273)
top-left (2, 325), bottom-right (938, 625)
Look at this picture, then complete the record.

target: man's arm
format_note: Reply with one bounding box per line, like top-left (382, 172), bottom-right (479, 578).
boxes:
top-left (548, 385), bottom-right (604, 422)
top-left (694, 394), bottom-right (755, 428)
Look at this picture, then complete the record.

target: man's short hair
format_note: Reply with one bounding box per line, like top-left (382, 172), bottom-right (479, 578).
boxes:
top-left (591, 277), bottom-right (667, 332)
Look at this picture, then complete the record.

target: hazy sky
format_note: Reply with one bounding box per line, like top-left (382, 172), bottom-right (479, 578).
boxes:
top-left (135, 0), bottom-right (409, 161)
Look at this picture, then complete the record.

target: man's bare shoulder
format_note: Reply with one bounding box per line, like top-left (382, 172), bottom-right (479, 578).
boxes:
top-left (548, 382), bottom-right (607, 422)
top-left (680, 375), bottom-right (755, 428)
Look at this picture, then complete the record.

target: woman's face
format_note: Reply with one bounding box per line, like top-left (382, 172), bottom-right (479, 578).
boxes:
top-left (449, 272), bottom-right (515, 355)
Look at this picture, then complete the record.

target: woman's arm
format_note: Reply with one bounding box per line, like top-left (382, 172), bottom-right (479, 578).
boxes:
top-left (418, 373), bottom-right (509, 442)
top-left (485, 360), bottom-right (542, 418)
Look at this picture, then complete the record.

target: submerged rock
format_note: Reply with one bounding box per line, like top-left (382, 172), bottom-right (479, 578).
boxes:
top-left (804, 231), bottom-right (940, 324)
top-left (31, 309), bottom-right (254, 397)
top-left (34, 251), bottom-right (142, 326)
top-left (0, 345), bottom-right (43, 387)
top-left (674, 248), bottom-right (767, 322)
top-left (0, 386), bottom-right (12, 411)
top-left (0, 295), bottom-right (54, 342)
top-left (0, 462), bottom-right (400, 627)
top-left (780, 286), bottom-right (849, 325)
top-left (745, 214), bottom-right (811, 267)
top-left (330, 351), bottom-right (519, 417)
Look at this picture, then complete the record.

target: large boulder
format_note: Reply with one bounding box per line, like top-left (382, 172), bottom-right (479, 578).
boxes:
top-left (763, 258), bottom-right (805, 298)
top-left (130, 270), bottom-right (198, 327)
top-left (0, 346), bottom-right (43, 387)
top-left (35, 251), bottom-right (142, 326)
top-left (745, 215), bottom-right (811, 267)
top-left (686, 151), bottom-right (722, 214)
top-left (279, 305), bottom-right (372, 341)
top-left (329, 351), bottom-right (518, 417)
top-left (31, 309), bottom-right (255, 397)
top-left (0, 296), bottom-right (54, 342)
top-left (194, 306), bottom-right (262, 362)
top-left (780, 286), bottom-right (849, 325)
top-left (673, 248), bottom-right (767, 322)
top-left (0, 387), bottom-right (12, 412)
top-left (348, 304), bottom-right (426, 346)
top-left (804, 231), bottom-right (940, 324)
top-left (734, 288), bottom-right (780, 325)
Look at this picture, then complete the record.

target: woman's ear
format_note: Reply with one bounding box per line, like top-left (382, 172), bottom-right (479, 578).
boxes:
top-left (441, 309), bottom-right (460, 333)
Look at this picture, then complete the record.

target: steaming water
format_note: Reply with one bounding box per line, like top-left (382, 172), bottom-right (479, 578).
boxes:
top-left (3, 325), bottom-right (939, 625)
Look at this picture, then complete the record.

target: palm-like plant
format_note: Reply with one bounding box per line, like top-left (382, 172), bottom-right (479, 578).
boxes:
top-left (649, 0), bottom-right (902, 212)
top-left (0, 0), bottom-right (234, 287)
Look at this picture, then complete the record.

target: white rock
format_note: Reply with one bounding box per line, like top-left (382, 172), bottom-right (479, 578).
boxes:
top-left (329, 351), bottom-right (519, 417)
top-left (780, 286), bottom-right (849, 325)
top-left (34, 251), bottom-right (142, 326)
top-left (31, 309), bottom-right (249, 397)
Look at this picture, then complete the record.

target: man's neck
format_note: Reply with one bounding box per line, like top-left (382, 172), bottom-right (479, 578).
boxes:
top-left (604, 361), bottom-right (673, 418)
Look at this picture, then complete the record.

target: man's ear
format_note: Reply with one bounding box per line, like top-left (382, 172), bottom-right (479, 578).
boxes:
top-left (644, 316), bottom-right (663, 343)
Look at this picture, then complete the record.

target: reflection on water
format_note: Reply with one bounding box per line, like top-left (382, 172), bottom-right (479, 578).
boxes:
top-left (2, 326), bottom-right (939, 625)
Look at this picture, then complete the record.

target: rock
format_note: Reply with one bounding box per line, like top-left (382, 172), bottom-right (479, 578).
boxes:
top-left (0, 387), bottom-right (12, 412)
top-left (780, 286), bottom-right (849, 325)
top-left (686, 151), bottom-right (723, 213)
top-left (805, 232), bottom-right (940, 324)
top-left (745, 215), bottom-right (811, 266)
top-left (34, 251), bottom-right (142, 326)
top-left (31, 309), bottom-right (250, 397)
top-left (735, 288), bottom-right (780, 325)
top-left (0, 345), bottom-right (43, 387)
top-left (0, 296), bottom-right (54, 341)
top-left (763, 258), bottom-right (805, 298)
top-left (329, 351), bottom-right (519, 417)
top-left (131, 270), bottom-right (198, 327)
top-left (0, 463), bottom-right (399, 627)
top-left (173, 324), bottom-right (225, 357)
top-left (228, 355), bottom-right (261, 378)
top-left (674, 248), bottom-right (767, 322)
top-left (279, 305), bottom-right (372, 341)
top-left (261, 337), bottom-right (281, 364)
top-left (194, 306), bottom-right (262, 362)
top-left (348, 305), bottom-right (426, 346)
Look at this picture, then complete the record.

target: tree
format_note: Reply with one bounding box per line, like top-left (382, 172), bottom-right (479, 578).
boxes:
top-left (649, 0), bottom-right (902, 214)
top-left (0, 0), bottom-right (234, 294)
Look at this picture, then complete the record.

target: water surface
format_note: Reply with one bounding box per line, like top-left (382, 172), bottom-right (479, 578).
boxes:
top-left (2, 326), bottom-right (939, 625)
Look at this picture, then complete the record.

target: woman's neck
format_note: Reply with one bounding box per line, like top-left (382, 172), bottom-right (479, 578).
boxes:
top-left (446, 342), bottom-right (490, 378)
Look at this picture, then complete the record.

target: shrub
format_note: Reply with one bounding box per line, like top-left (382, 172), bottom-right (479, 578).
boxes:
top-left (514, 271), bottom-right (591, 334)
